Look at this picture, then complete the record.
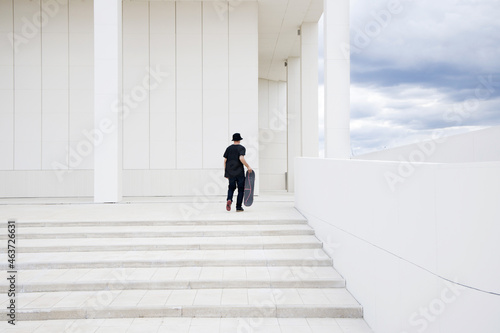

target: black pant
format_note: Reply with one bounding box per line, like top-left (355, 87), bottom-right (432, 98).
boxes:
top-left (227, 175), bottom-right (245, 208)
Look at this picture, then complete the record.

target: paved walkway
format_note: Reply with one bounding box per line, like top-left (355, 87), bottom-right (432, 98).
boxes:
top-left (0, 193), bottom-right (299, 223)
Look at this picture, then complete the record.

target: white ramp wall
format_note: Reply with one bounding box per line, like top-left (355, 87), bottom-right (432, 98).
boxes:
top-left (296, 157), bottom-right (500, 333)
top-left (356, 126), bottom-right (500, 163)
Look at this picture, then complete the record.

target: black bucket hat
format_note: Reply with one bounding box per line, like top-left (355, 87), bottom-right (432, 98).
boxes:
top-left (232, 133), bottom-right (243, 141)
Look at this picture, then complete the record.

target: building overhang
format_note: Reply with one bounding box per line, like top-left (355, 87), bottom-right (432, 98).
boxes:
top-left (258, 0), bottom-right (323, 81)
top-left (128, 0), bottom-right (324, 82)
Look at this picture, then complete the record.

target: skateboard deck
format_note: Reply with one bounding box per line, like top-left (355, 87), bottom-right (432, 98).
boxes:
top-left (243, 171), bottom-right (255, 207)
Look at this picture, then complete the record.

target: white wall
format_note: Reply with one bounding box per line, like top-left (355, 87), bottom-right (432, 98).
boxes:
top-left (356, 126), bottom-right (500, 163)
top-left (296, 157), bottom-right (500, 333)
top-left (121, 1), bottom-right (259, 196)
top-left (259, 78), bottom-right (287, 191)
top-left (0, 0), bottom-right (260, 197)
top-left (0, 0), bottom-right (94, 197)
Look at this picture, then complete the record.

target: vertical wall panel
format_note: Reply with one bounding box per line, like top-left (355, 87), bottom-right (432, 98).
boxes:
top-left (41, 0), bottom-right (69, 170)
top-left (203, 1), bottom-right (229, 168)
top-left (69, 0), bottom-right (93, 170)
top-left (0, 0), bottom-right (14, 170)
top-left (150, 1), bottom-right (176, 169)
top-left (0, 0), bottom-right (12, 32)
top-left (123, 1), bottom-right (150, 170)
top-left (228, 1), bottom-right (258, 169)
top-left (0, 112), bottom-right (14, 170)
top-left (14, 101), bottom-right (42, 170)
top-left (0, 66), bottom-right (13, 90)
top-left (14, 0), bottom-right (42, 170)
top-left (69, 0), bottom-right (93, 33)
top-left (176, 2), bottom-right (202, 169)
top-left (268, 80), bottom-right (278, 129)
top-left (150, 87), bottom-right (176, 169)
top-left (258, 79), bottom-right (268, 129)
top-left (278, 81), bottom-right (287, 131)
top-left (41, 90), bottom-right (69, 168)
top-left (0, 0), bottom-right (13, 69)
top-left (287, 57), bottom-right (301, 191)
top-left (13, 0), bottom-right (41, 66)
top-left (258, 79), bottom-right (288, 191)
top-left (41, 0), bottom-right (67, 33)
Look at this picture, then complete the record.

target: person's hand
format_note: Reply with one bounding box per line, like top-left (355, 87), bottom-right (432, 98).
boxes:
top-left (248, 168), bottom-right (253, 173)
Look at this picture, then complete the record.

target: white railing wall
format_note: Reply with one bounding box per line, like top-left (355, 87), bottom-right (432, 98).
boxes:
top-left (295, 157), bottom-right (500, 333)
top-left (356, 126), bottom-right (500, 163)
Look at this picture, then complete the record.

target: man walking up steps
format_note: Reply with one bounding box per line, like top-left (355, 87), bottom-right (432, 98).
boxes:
top-left (223, 133), bottom-right (253, 212)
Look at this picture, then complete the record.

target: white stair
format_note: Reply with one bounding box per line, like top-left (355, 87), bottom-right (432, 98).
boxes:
top-left (0, 210), bottom-right (373, 332)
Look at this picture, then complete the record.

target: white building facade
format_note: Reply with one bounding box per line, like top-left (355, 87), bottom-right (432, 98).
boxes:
top-left (0, 0), bottom-right (349, 201)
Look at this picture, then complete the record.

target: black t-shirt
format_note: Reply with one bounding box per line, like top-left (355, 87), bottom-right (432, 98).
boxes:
top-left (224, 144), bottom-right (246, 178)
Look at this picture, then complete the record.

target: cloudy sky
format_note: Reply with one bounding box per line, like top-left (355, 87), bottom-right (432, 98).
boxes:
top-left (318, 0), bottom-right (500, 156)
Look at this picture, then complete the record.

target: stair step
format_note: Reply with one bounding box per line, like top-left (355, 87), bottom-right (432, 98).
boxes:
top-left (12, 235), bottom-right (322, 253)
top-left (6, 259), bottom-right (333, 270)
top-left (8, 305), bottom-right (363, 321)
top-left (13, 279), bottom-right (346, 293)
top-left (1, 318), bottom-right (375, 333)
top-left (2, 266), bottom-right (346, 292)
top-left (2, 289), bottom-right (363, 320)
top-left (14, 219), bottom-right (308, 227)
top-left (0, 225), bottom-right (315, 239)
top-left (3, 249), bottom-right (333, 270)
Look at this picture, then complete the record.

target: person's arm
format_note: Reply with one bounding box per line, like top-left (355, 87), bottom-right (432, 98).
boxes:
top-left (224, 158), bottom-right (227, 178)
top-left (239, 155), bottom-right (252, 173)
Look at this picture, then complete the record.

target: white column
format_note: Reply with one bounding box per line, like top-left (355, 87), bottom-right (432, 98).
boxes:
top-left (287, 57), bottom-right (301, 192)
top-left (324, 0), bottom-right (351, 159)
top-left (94, 0), bottom-right (123, 203)
top-left (301, 22), bottom-right (319, 158)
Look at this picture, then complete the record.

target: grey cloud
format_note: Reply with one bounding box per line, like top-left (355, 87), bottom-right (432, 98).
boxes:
top-left (345, 0), bottom-right (500, 153)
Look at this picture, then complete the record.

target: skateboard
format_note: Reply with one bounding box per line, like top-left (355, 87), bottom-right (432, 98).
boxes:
top-left (243, 171), bottom-right (255, 207)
